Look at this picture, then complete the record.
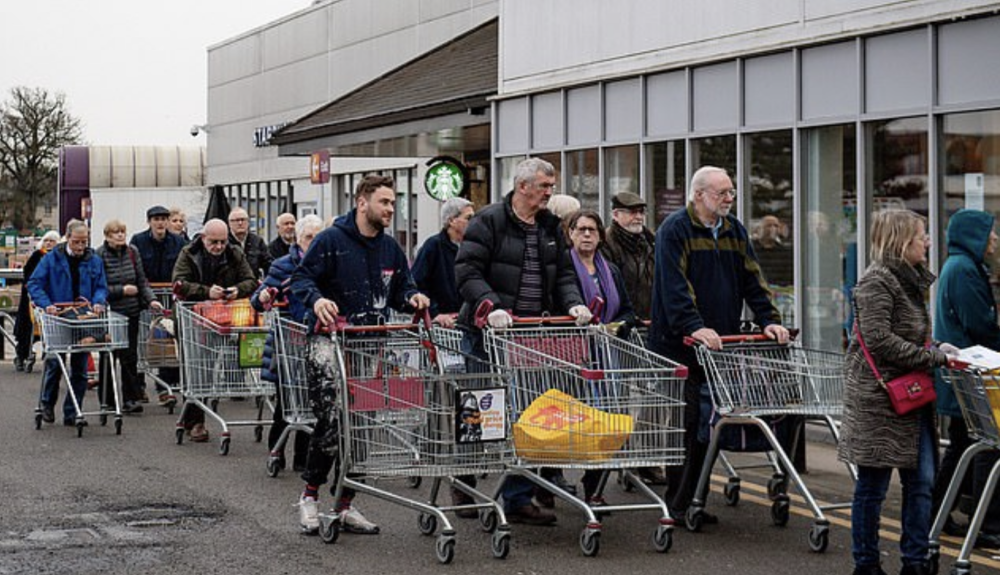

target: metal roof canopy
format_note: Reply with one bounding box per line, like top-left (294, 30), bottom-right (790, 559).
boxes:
top-left (273, 19), bottom-right (497, 158)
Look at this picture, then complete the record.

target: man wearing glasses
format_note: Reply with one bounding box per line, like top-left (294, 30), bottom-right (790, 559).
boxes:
top-left (172, 218), bottom-right (257, 442)
top-left (228, 207), bottom-right (272, 280)
top-left (648, 165), bottom-right (789, 523)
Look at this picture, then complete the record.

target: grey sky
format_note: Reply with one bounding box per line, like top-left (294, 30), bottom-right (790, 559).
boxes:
top-left (1, 0), bottom-right (307, 146)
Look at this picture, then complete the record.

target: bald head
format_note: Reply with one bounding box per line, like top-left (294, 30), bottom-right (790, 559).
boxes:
top-left (202, 219), bottom-right (230, 255)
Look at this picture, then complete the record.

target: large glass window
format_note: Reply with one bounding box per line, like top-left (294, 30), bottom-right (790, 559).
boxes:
top-left (941, 109), bottom-right (1000, 304)
top-left (497, 156), bottom-right (525, 198)
top-left (566, 148), bottom-right (600, 212)
top-left (803, 124), bottom-right (857, 351)
top-left (646, 140), bottom-right (687, 227)
top-left (869, 117), bottom-right (928, 217)
top-left (691, 135), bottom-right (736, 178)
top-left (604, 145), bottom-right (639, 219)
top-left (746, 130), bottom-right (795, 326)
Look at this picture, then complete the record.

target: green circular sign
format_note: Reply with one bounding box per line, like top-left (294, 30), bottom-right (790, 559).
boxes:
top-left (424, 159), bottom-right (466, 201)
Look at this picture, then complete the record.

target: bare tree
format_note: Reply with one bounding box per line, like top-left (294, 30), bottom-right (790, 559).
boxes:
top-left (0, 86), bottom-right (83, 232)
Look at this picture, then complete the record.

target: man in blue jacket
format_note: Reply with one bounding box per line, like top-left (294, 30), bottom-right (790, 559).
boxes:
top-left (290, 174), bottom-right (429, 535)
top-left (28, 221), bottom-right (109, 427)
top-left (933, 209), bottom-right (1000, 545)
top-left (647, 165), bottom-right (789, 521)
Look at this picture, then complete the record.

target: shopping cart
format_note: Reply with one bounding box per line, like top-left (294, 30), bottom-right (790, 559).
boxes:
top-left (174, 299), bottom-right (274, 455)
top-left (485, 317), bottom-right (687, 557)
top-left (34, 305), bottom-right (129, 436)
top-left (137, 283), bottom-right (180, 412)
top-left (930, 362), bottom-right (1000, 575)
top-left (684, 333), bottom-right (849, 552)
top-left (317, 314), bottom-right (513, 564)
top-left (267, 313), bottom-right (315, 477)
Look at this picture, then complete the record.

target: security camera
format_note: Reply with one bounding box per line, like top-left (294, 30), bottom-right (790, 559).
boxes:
top-left (190, 125), bottom-right (201, 137)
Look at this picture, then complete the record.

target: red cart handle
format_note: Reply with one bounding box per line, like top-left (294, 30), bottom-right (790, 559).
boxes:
top-left (683, 328), bottom-right (799, 347)
top-left (473, 298), bottom-right (603, 328)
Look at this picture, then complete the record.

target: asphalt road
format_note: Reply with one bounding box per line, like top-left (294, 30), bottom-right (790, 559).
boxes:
top-left (1, 356), bottom-right (998, 575)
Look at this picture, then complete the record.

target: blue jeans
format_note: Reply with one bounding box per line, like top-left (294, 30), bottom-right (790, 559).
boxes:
top-left (40, 353), bottom-right (90, 422)
top-left (852, 414), bottom-right (935, 568)
top-left (461, 328), bottom-right (535, 510)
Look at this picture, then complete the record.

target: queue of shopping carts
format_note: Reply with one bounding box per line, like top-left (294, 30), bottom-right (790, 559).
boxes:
top-left (33, 304), bottom-right (129, 436)
top-left (137, 283), bottom-right (180, 412)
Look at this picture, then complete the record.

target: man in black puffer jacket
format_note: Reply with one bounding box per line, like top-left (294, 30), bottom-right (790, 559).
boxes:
top-left (455, 157), bottom-right (590, 526)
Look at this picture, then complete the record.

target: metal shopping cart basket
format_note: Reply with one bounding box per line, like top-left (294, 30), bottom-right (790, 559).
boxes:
top-left (684, 333), bottom-right (849, 552)
top-left (34, 305), bottom-right (129, 436)
top-left (267, 314), bottom-right (315, 477)
top-left (137, 283), bottom-right (180, 412)
top-left (931, 362), bottom-right (1000, 575)
top-left (174, 299), bottom-right (274, 455)
top-left (317, 314), bottom-right (513, 564)
top-left (485, 318), bottom-right (687, 557)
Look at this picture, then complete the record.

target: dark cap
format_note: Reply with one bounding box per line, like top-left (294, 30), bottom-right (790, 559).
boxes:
top-left (146, 205), bottom-right (170, 219)
top-left (611, 192), bottom-right (646, 210)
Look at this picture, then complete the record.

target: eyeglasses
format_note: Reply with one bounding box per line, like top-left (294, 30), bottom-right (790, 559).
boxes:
top-left (707, 188), bottom-right (737, 199)
top-left (229, 217), bottom-right (248, 223)
top-left (573, 226), bottom-right (599, 235)
top-left (534, 182), bottom-right (557, 191)
top-left (206, 238), bottom-right (228, 246)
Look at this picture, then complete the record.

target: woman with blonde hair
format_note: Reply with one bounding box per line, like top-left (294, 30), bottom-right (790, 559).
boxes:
top-left (13, 230), bottom-right (61, 372)
top-left (840, 209), bottom-right (957, 575)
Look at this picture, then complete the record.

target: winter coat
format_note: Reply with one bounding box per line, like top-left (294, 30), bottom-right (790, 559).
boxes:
top-left (14, 247), bottom-right (49, 347)
top-left (231, 232), bottom-right (272, 280)
top-left (600, 222), bottom-right (655, 319)
top-left (647, 203), bottom-right (779, 363)
top-left (268, 236), bottom-right (292, 261)
top-left (290, 210), bottom-right (418, 327)
top-left (933, 209), bottom-right (1000, 418)
top-left (130, 228), bottom-right (185, 284)
top-left (455, 192), bottom-right (583, 331)
top-left (411, 230), bottom-right (462, 317)
top-left (252, 245), bottom-right (307, 383)
top-left (97, 242), bottom-right (155, 318)
top-left (172, 237), bottom-right (258, 302)
top-left (838, 258), bottom-right (949, 469)
top-left (27, 243), bottom-right (108, 309)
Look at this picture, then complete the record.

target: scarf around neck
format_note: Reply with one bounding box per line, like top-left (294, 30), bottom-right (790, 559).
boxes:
top-left (571, 249), bottom-right (621, 323)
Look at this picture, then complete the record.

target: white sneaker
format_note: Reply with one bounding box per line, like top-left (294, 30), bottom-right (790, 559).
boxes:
top-left (338, 506), bottom-right (380, 534)
top-left (298, 496), bottom-right (319, 533)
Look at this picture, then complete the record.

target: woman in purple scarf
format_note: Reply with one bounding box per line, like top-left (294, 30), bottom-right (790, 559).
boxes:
top-left (565, 209), bottom-right (636, 505)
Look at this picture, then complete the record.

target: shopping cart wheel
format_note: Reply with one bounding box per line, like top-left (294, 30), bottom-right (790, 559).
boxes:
top-left (319, 516), bottom-right (340, 544)
top-left (219, 437), bottom-right (230, 456)
top-left (724, 479), bottom-right (740, 506)
top-left (114, 418), bottom-right (123, 435)
top-left (76, 421), bottom-right (85, 438)
top-left (770, 497), bottom-right (790, 527)
top-left (407, 476), bottom-right (422, 489)
top-left (435, 535), bottom-right (455, 564)
top-left (491, 530), bottom-right (511, 559)
top-left (418, 513), bottom-right (437, 536)
top-left (579, 529), bottom-right (601, 557)
top-left (685, 507), bottom-right (704, 532)
top-left (266, 456), bottom-right (283, 478)
top-left (34, 413), bottom-right (42, 430)
top-left (210, 399), bottom-right (219, 412)
top-left (927, 547), bottom-right (940, 575)
top-left (652, 524), bottom-right (673, 553)
top-left (479, 509), bottom-right (498, 533)
top-left (175, 427), bottom-right (185, 445)
top-left (808, 523), bottom-right (829, 553)
top-left (100, 414), bottom-right (108, 426)
top-left (254, 426), bottom-right (263, 443)
top-left (951, 560), bottom-right (971, 575)
top-left (767, 475), bottom-right (787, 499)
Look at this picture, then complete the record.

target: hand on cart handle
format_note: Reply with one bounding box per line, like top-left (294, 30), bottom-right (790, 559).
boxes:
top-left (313, 297), bottom-right (340, 329)
top-left (683, 326), bottom-right (799, 349)
top-left (150, 300), bottom-right (164, 312)
top-left (432, 312), bottom-right (458, 328)
top-left (408, 292), bottom-right (431, 311)
top-left (258, 287), bottom-right (280, 310)
top-left (764, 323), bottom-right (791, 345)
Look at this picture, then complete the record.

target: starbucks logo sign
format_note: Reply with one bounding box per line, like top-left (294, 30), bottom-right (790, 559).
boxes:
top-left (424, 156), bottom-right (467, 201)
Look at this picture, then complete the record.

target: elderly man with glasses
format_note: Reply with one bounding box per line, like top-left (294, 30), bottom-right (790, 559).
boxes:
top-left (647, 165), bottom-right (789, 524)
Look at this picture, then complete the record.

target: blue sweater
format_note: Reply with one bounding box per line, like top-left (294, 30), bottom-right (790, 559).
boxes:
top-left (130, 228), bottom-right (185, 284)
top-left (647, 203), bottom-right (778, 360)
top-left (252, 245), bottom-right (307, 383)
top-left (291, 210), bottom-right (419, 327)
top-left (411, 230), bottom-right (461, 317)
top-left (27, 243), bottom-right (109, 309)
top-left (934, 209), bottom-right (1000, 417)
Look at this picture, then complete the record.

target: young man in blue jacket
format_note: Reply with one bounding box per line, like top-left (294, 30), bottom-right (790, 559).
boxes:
top-left (647, 165), bottom-right (789, 521)
top-left (27, 221), bottom-right (109, 427)
top-left (290, 174), bottom-right (429, 535)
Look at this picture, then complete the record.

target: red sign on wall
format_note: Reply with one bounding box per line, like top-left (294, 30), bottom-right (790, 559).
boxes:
top-left (310, 150), bottom-right (330, 184)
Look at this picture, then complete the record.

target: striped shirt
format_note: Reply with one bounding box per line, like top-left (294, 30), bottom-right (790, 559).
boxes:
top-left (514, 222), bottom-right (543, 316)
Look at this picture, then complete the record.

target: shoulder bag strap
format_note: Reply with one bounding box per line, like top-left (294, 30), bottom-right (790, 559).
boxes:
top-left (852, 299), bottom-right (886, 388)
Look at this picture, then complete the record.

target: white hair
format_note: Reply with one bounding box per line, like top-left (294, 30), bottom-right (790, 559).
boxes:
top-left (689, 166), bottom-right (730, 202)
top-left (295, 214), bottom-right (323, 241)
top-left (440, 197), bottom-right (473, 229)
top-left (513, 157), bottom-right (555, 188)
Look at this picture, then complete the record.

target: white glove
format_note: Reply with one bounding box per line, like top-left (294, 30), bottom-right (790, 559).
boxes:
top-left (568, 305), bottom-right (593, 326)
top-left (487, 309), bottom-right (513, 329)
top-left (938, 342), bottom-right (961, 357)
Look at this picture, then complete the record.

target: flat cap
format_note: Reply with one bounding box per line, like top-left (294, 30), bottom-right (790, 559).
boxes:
top-left (146, 205), bottom-right (170, 219)
top-left (611, 191), bottom-right (646, 210)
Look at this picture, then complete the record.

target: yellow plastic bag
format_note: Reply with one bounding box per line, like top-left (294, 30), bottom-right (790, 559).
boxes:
top-left (982, 373), bottom-right (1000, 428)
top-left (513, 388), bottom-right (633, 462)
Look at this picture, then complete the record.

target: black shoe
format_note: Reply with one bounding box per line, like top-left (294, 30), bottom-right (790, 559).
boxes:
top-left (451, 488), bottom-right (478, 519)
top-left (292, 458), bottom-right (307, 473)
top-left (41, 404), bottom-right (55, 424)
top-left (14, 357), bottom-right (25, 372)
top-left (637, 467), bottom-right (668, 485)
top-left (122, 401), bottom-right (144, 414)
top-left (700, 510), bottom-right (719, 524)
top-left (943, 516), bottom-right (968, 537)
top-left (63, 419), bottom-right (88, 427)
top-left (975, 531), bottom-right (1000, 549)
top-left (899, 561), bottom-right (932, 575)
top-left (852, 563), bottom-right (888, 575)
top-left (534, 487), bottom-right (555, 509)
top-left (506, 504), bottom-right (557, 526)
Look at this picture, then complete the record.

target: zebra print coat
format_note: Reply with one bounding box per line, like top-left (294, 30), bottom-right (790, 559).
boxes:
top-left (837, 258), bottom-right (948, 469)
